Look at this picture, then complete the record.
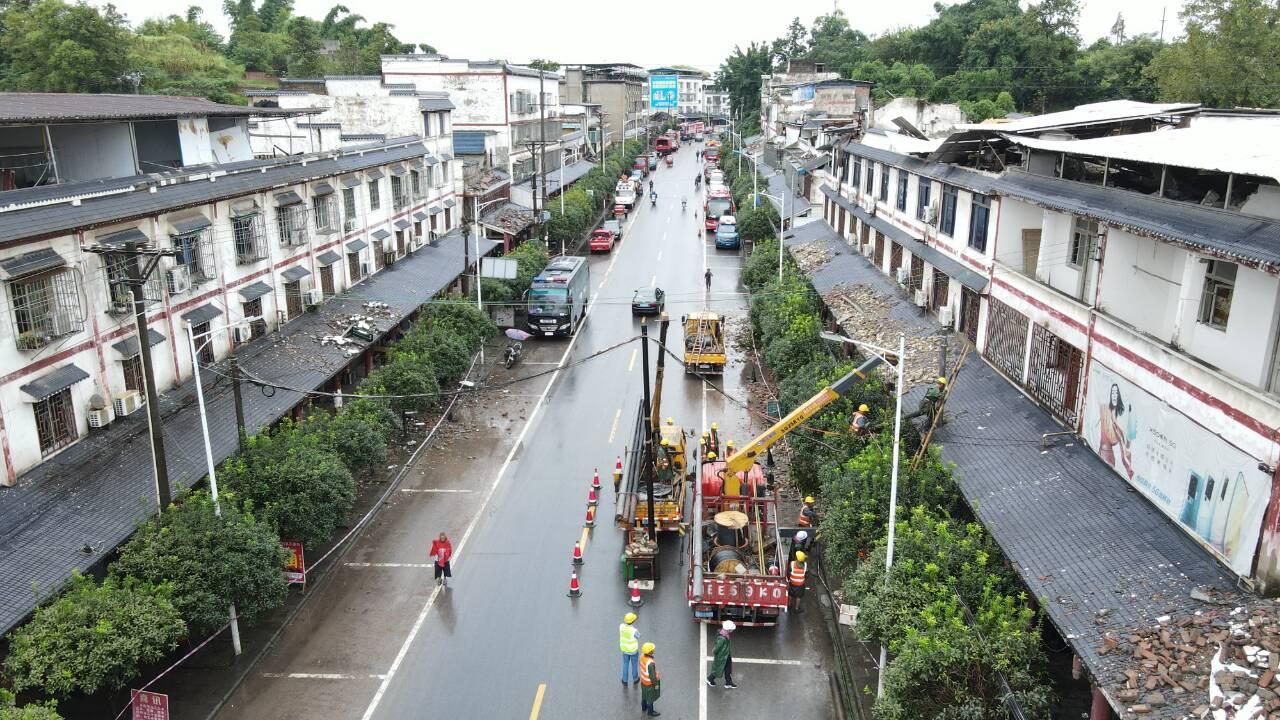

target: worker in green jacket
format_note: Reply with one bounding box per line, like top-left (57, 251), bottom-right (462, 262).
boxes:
top-left (706, 620), bottom-right (737, 688)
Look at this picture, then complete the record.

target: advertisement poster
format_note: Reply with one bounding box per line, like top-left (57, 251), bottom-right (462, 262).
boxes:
top-left (282, 540), bottom-right (306, 585)
top-left (1082, 363), bottom-right (1270, 575)
top-left (131, 690), bottom-right (169, 720)
top-left (649, 75), bottom-right (677, 110)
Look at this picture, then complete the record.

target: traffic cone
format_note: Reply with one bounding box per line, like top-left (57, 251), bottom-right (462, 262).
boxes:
top-left (568, 571), bottom-right (582, 598)
top-left (592, 469), bottom-right (601, 493)
top-left (585, 505), bottom-right (596, 529)
top-left (572, 541), bottom-right (584, 566)
top-left (628, 579), bottom-right (644, 608)
top-left (613, 456), bottom-right (623, 492)
top-left (588, 486), bottom-right (598, 506)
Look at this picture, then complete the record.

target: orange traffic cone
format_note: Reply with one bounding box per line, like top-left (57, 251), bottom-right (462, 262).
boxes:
top-left (592, 469), bottom-right (601, 493)
top-left (613, 457), bottom-right (623, 492)
top-left (588, 486), bottom-right (598, 506)
top-left (568, 571), bottom-right (582, 598)
top-left (628, 579), bottom-right (644, 608)
top-left (585, 505), bottom-right (596, 529)
top-left (572, 541), bottom-right (584, 566)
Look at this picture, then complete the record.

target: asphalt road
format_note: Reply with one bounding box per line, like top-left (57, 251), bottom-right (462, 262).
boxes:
top-left (216, 142), bottom-right (835, 720)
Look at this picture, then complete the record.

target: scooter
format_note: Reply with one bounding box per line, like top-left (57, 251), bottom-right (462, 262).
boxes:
top-left (503, 341), bottom-right (523, 369)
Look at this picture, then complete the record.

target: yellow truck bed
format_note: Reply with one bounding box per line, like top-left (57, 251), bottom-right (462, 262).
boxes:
top-left (683, 312), bottom-right (726, 374)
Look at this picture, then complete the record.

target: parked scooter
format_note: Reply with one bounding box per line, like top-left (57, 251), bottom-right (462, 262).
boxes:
top-left (503, 328), bottom-right (531, 369)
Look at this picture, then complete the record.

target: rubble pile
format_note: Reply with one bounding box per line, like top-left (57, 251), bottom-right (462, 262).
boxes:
top-left (790, 243), bottom-right (833, 273)
top-left (822, 283), bottom-right (961, 387)
top-left (1102, 594), bottom-right (1280, 718)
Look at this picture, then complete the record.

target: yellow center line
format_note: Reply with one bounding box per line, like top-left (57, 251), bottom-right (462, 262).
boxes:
top-left (529, 683), bottom-right (547, 720)
top-left (608, 407), bottom-right (622, 444)
top-left (579, 526), bottom-right (591, 552)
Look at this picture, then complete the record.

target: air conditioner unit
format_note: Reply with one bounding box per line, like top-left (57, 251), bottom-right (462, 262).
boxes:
top-left (233, 326), bottom-right (252, 344)
top-left (914, 290), bottom-right (928, 307)
top-left (166, 266), bottom-right (191, 294)
top-left (924, 203), bottom-right (939, 224)
top-left (938, 306), bottom-right (954, 326)
top-left (896, 267), bottom-right (910, 285)
top-left (113, 390), bottom-right (144, 417)
top-left (304, 288), bottom-right (324, 306)
top-left (87, 407), bottom-right (111, 428)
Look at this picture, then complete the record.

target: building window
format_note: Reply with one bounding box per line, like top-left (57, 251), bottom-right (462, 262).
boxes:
top-left (276, 203), bottom-right (309, 247)
top-left (1199, 260), bottom-right (1237, 330)
top-left (10, 269), bottom-right (84, 350)
top-left (342, 188), bottom-right (358, 232)
top-left (242, 298), bottom-right (266, 339)
top-left (896, 173), bottom-right (909, 212)
top-left (233, 213), bottom-right (268, 264)
top-left (968, 194), bottom-right (991, 252)
top-left (852, 158), bottom-right (861, 189)
top-left (916, 177), bottom-right (932, 221)
top-left (313, 194), bottom-right (336, 232)
top-left (940, 185), bottom-right (958, 236)
top-left (103, 256), bottom-right (161, 313)
top-left (864, 161), bottom-right (875, 195)
top-left (441, 163), bottom-right (449, 185)
top-left (122, 355), bottom-right (144, 392)
top-left (410, 170), bottom-right (422, 198)
top-left (1069, 217), bottom-right (1098, 268)
top-left (391, 176), bottom-right (408, 210)
top-left (34, 387), bottom-right (77, 456)
top-left (173, 230), bottom-right (216, 284)
top-left (878, 165), bottom-right (889, 202)
top-left (368, 179), bottom-right (381, 210)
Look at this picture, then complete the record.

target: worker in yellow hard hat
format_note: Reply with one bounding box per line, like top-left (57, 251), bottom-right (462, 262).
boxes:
top-left (908, 376), bottom-right (949, 424)
top-left (620, 612), bottom-right (641, 685)
top-left (639, 642), bottom-right (662, 716)
top-left (797, 496), bottom-right (818, 528)
top-left (848, 403), bottom-right (871, 436)
top-left (788, 551), bottom-right (809, 612)
top-left (666, 417), bottom-right (674, 425)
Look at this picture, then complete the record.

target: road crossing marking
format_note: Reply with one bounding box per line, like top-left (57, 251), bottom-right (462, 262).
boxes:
top-left (262, 672), bottom-right (387, 680)
top-left (528, 683), bottom-right (547, 720)
top-left (361, 213), bottom-right (626, 720)
top-left (608, 407), bottom-right (622, 444)
top-left (399, 488), bottom-right (473, 493)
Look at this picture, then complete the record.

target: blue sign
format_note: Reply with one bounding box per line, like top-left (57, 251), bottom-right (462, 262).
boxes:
top-left (650, 75), bottom-right (678, 110)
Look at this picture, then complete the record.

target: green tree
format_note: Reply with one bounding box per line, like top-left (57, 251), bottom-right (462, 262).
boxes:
top-left (137, 6), bottom-right (225, 51)
top-left (716, 42), bottom-right (772, 126)
top-left (220, 428), bottom-right (356, 549)
top-left (256, 0), bottom-right (293, 33)
top-left (361, 352), bottom-right (439, 412)
top-left (128, 33), bottom-right (245, 102)
top-left (300, 400), bottom-right (398, 473)
top-left (3, 576), bottom-right (185, 697)
top-left (0, 0), bottom-right (131, 92)
top-left (528, 58), bottom-right (559, 71)
top-left (770, 16), bottom-right (808, 69)
top-left (804, 9), bottom-right (869, 75)
top-left (319, 4), bottom-right (363, 37)
top-left (0, 690), bottom-right (61, 720)
top-left (285, 15), bottom-right (326, 77)
top-left (1075, 36), bottom-right (1161, 103)
top-left (1145, 0), bottom-right (1280, 107)
top-left (112, 490), bottom-right (289, 635)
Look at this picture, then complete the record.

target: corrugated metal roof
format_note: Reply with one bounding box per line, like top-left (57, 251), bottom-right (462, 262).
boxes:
top-left (111, 328), bottom-right (166, 358)
top-left (181, 303), bottom-right (223, 325)
top-left (954, 100), bottom-right (1200, 134)
top-left (346, 239), bottom-right (367, 252)
top-left (274, 191), bottom-right (303, 207)
top-left (316, 250), bottom-right (341, 265)
top-left (237, 281), bottom-right (272, 300)
top-left (394, 219), bottom-right (411, 230)
top-left (312, 182), bottom-right (335, 196)
top-left (0, 93), bottom-right (288, 123)
top-left (371, 228), bottom-right (390, 240)
top-left (842, 142), bottom-right (1002, 193)
top-left (0, 248), bottom-right (66, 279)
top-left (0, 139), bottom-right (429, 245)
top-left (170, 212), bottom-right (212, 235)
top-left (453, 131), bottom-right (488, 155)
top-left (513, 159), bottom-right (596, 195)
top-left (19, 364), bottom-right (89, 401)
top-left (281, 266), bottom-right (311, 282)
top-left (98, 227), bottom-right (149, 247)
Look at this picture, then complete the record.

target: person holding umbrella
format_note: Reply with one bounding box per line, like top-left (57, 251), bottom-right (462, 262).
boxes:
top-left (503, 328), bottom-right (530, 369)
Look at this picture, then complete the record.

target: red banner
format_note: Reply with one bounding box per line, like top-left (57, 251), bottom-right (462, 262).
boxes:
top-left (701, 578), bottom-right (788, 606)
top-left (282, 540), bottom-right (306, 585)
top-left (131, 690), bottom-right (169, 720)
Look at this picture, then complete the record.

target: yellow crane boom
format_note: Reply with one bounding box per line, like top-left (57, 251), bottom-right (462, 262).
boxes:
top-left (723, 356), bottom-right (884, 476)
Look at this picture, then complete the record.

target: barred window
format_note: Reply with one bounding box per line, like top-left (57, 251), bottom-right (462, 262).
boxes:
top-left (313, 194), bottom-right (336, 232)
top-left (368, 180), bottom-right (381, 210)
top-left (11, 269), bottom-right (84, 349)
top-left (276, 204), bottom-right (309, 246)
top-left (173, 230), bottom-right (216, 283)
top-left (34, 388), bottom-right (77, 455)
top-left (391, 176), bottom-right (408, 210)
top-left (342, 188), bottom-right (357, 232)
top-left (410, 170), bottom-right (421, 198)
top-left (233, 213), bottom-right (268, 264)
top-left (104, 255), bottom-right (161, 312)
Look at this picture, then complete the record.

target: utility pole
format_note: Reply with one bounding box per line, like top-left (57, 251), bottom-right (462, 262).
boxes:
top-left (87, 240), bottom-right (178, 513)
top-left (1159, 6), bottom-right (1167, 43)
top-left (229, 354), bottom-right (246, 451)
top-left (539, 70), bottom-right (549, 226)
top-left (639, 319), bottom-right (656, 543)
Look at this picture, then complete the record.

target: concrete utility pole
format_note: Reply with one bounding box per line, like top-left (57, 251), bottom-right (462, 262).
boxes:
top-left (87, 240), bottom-right (178, 513)
top-left (539, 70), bottom-right (549, 221)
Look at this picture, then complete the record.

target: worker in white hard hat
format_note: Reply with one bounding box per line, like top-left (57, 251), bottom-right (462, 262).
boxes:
top-left (707, 620), bottom-right (737, 689)
top-left (790, 529), bottom-right (811, 564)
top-left (620, 612), bottom-right (641, 685)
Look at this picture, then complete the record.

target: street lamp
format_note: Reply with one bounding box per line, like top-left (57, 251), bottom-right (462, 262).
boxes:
top-left (185, 318), bottom-right (265, 657)
top-left (820, 330), bottom-right (906, 701)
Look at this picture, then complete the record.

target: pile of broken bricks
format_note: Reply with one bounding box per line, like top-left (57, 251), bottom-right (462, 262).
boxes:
top-left (1100, 594), bottom-right (1280, 718)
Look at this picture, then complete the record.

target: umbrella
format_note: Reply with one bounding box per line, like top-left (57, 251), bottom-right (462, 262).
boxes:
top-left (505, 328), bottom-right (532, 341)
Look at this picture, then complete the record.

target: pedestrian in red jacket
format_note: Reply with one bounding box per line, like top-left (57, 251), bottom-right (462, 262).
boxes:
top-left (430, 533), bottom-right (453, 587)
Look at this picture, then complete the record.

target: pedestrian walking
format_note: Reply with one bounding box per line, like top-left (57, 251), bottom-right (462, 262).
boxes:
top-left (706, 620), bottom-right (737, 688)
top-left (429, 532), bottom-right (453, 587)
top-left (620, 613), bottom-right (641, 685)
top-left (704, 267), bottom-right (712, 291)
top-left (788, 551), bottom-right (808, 612)
top-left (639, 642), bottom-right (662, 716)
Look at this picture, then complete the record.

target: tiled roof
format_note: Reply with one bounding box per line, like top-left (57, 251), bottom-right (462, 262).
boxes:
top-left (0, 93), bottom-right (295, 123)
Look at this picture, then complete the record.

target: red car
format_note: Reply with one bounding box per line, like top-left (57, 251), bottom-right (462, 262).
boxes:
top-left (590, 228), bottom-right (616, 252)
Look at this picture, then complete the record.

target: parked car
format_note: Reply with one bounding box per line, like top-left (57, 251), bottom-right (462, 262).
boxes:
top-left (603, 218), bottom-right (623, 242)
top-left (590, 227), bottom-right (617, 252)
top-left (714, 215), bottom-right (740, 249)
top-left (708, 170), bottom-right (725, 185)
top-left (632, 286), bottom-right (666, 315)
top-left (648, 156), bottom-right (658, 170)
top-left (630, 169), bottom-right (645, 183)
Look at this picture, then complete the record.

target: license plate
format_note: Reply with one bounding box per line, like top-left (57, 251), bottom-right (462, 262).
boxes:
top-left (543, 331), bottom-right (554, 336)
top-left (694, 610), bottom-right (714, 619)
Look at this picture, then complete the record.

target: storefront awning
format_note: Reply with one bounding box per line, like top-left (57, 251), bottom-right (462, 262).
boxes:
top-left (111, 329), bottom-right (166, 358)
top-left (20, 364), bottom-right (89, 402)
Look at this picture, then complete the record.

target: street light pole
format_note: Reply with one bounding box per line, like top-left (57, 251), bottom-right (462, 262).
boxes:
top-left (185, 320), bottom-right (245, 656)
top-left (877, 333), bottom-right (906, 699)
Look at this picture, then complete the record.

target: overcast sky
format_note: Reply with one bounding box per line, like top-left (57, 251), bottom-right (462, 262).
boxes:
top-left (99, 0), bottom-right (1187, 73)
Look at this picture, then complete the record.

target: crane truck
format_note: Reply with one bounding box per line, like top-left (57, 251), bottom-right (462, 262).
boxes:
top-left (687, 356), bottom-right (884, 625)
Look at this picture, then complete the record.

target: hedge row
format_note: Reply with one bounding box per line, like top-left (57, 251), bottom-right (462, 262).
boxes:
top-left (544, 139), bottom-right (646, 253)
top-left (742, 246), bottom-right (1054, 717)
top-left (2, 303), bottom-right (495, 709)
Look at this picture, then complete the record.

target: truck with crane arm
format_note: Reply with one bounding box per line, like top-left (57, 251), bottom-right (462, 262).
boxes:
top-left (687, 355), bottom-right (884, 625)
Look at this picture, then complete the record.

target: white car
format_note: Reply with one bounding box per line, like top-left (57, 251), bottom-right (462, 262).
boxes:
top-left (708, 170), bottom-right (725, 185)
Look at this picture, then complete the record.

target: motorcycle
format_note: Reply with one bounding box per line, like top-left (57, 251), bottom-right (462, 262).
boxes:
top-left (503, 328), bottom-right (531, 369)
top-left (681, 199), bottom-right (687, 212)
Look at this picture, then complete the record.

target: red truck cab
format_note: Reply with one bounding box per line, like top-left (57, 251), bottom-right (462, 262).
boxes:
top-left (654, 137), bottom-right (674, 155)
top-left (704, 192), bottom-right (735, 232)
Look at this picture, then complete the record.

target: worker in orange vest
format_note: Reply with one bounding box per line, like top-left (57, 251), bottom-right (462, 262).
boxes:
top-left (797, 496), bottom-right (817, 528)
top-left (848, 404), bottom-right (871, 436)
top-left (639, 642), bottom-right (662, 716)
top-left (788, 551), bottom-right (808, 612)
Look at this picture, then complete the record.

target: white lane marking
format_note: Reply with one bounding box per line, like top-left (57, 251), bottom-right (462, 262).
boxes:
top-left (650, 275), bottom-right (656, 287)
top-left (518, 361), bottom-right (562, 366)
top-left (608, 407), bottom-right (622, 444)
top-left (399, 488), bottom-right (473, 494)
top-left (344, 563), bottom-right (433, 568)
top-left (699, 622), bottom-right (708, 720)
top-left (656, 250), bottom-right (663, 262)
top-left (263, 673), bottom-right (387, 680)
top-left (362, 212), bottom-right (623, 720)
top-left (701, 657), bottom-right (806, 666)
